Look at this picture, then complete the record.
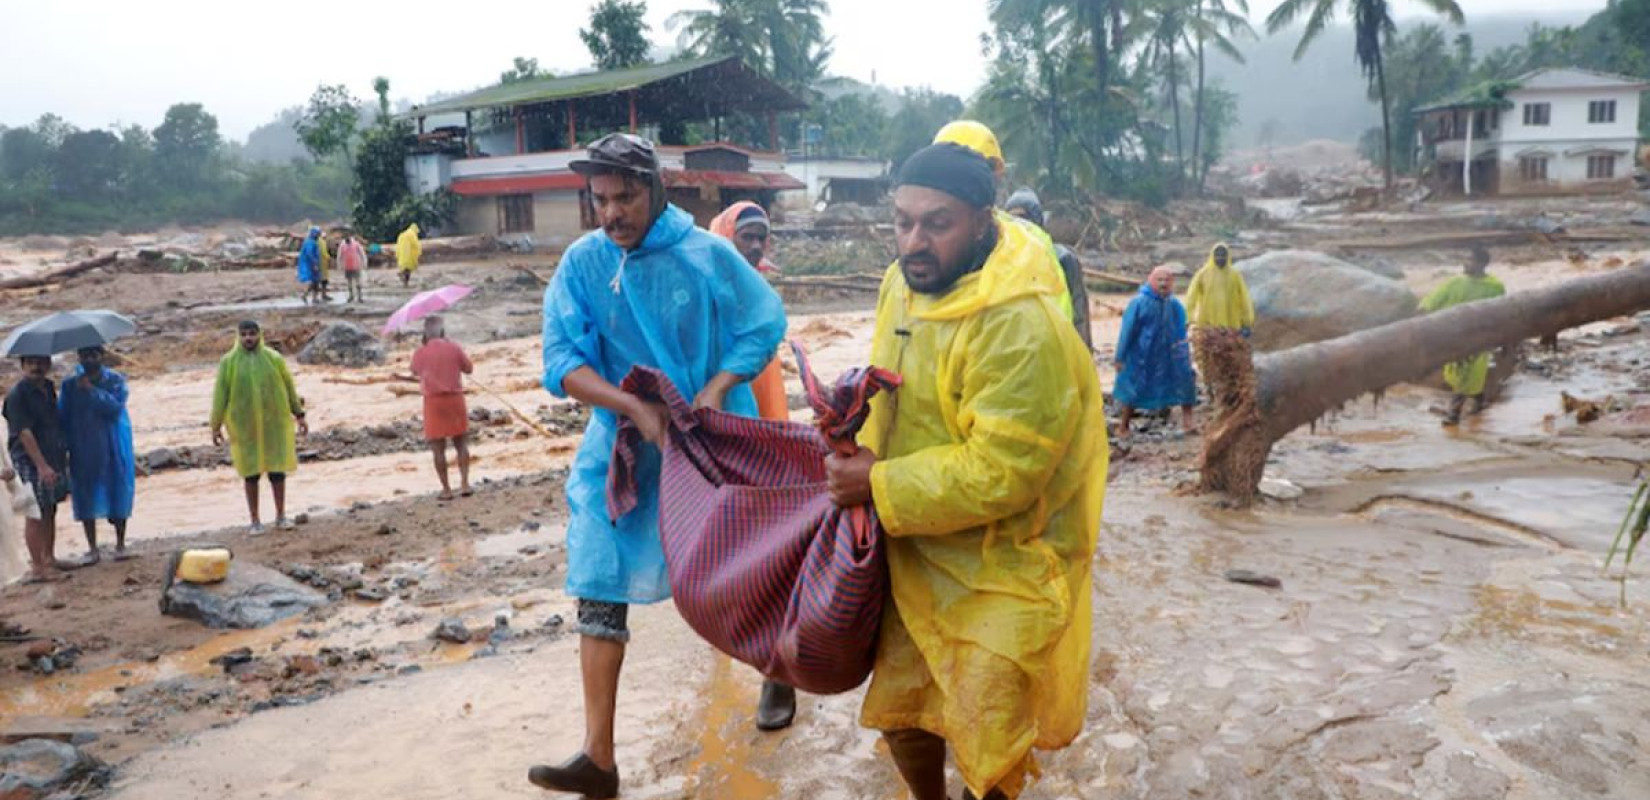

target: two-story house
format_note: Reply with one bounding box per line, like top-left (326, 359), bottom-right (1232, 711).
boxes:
top-left (1413, 67), bottom-right (1646, 196)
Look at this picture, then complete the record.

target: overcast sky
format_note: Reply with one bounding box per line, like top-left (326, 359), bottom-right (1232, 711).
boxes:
top-left (0, 0), bottom-right (1608, 140)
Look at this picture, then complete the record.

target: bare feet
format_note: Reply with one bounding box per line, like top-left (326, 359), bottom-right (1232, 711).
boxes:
top-left (113, 547), bottom-right (135, 562)
top-left (76, 551), bottom-right (101, 568)
top-left (438, 490), bottom-right (455, 502)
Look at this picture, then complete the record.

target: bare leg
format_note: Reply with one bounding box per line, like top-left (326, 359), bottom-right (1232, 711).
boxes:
top-left (431, 439), bottom-right (452, 499)
top-left (271, 475), bottom-right (287, 523)
top-left (884, 729), bottom-right (949, 800)
top-left (244, 477), bottom-right (262, 526)
top-left (112, 519), bottom-right (128, 557)
top-left (79, 519), bottom-right (101, 566)
top-left (1117, 404), bottom-right (1135, 437)
top-left (24, 518), bottom-right (53, 579)
top-left (454, 435), bottom-right (472, 495)
top-left (581, 637), bottom-right (625, 770)
top-left (1182, 404), bottom-right (1197, 433)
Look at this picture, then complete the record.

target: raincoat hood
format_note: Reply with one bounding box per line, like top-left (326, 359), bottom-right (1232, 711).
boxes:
top-left (897, 215), bottom-right (1066, 323)
top-left (1003, 188), bottom-right (1044, 227)
top-left (708, 201), bottom-right (777, 274)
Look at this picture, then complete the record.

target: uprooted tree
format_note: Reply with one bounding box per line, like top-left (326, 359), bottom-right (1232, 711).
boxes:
top-left (1201, 262), bottom-right (1650, 502)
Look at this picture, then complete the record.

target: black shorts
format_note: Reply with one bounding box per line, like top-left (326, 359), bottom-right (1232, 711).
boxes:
top-left (574, 599), bottom-right (629, 643)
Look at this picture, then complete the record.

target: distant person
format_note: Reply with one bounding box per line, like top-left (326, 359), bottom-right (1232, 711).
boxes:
top-left (1003, 188), bottom-right (1092, 350)
top-left (1184, 242), bottom-right (1254, 411)
top-left (210, 320), bottom-right (307, 534)
top-left (297, 227), bottom-right (323, 305)
top-left (407, 316), bottom-right (474, 500)
top-left (58, 346), bottom-right (135, 563)
top-left (1113, 267), bottom-right (1198, 439)
top-left (317, 230), bottom-right (335, 302)
top-left (1421, 247), bottom-right (1507, 425)
top-left (396, 223), bottom-right (422, 287)
top-left (339, 234), bottom-right (368, 303)
top-left (4, 355), bottom-right (70, 582)
top-left (708, 201), bottom-right (790, 424)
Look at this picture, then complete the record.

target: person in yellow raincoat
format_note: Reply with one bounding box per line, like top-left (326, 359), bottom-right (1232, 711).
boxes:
top-left (316, 230), bottom-right (335, 302)
top-left (1184, 242), bottom-right (1254, 414)
top-left (210, 320), bottom-right (308, 534)
top-left (825, 143), bottom-right (1108, 800)
top-left (396, 223), bottom-right (422, 287)
top-left (1420, 247), bottom-right (1506, 425)
top-left (932, 121), bottom-right (1075, 323)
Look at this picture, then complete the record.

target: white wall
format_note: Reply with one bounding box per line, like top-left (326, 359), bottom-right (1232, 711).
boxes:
top-left (1501, 86), bottom-right (1642, 146)
top-left (405, 154), bottom-right (452, 197)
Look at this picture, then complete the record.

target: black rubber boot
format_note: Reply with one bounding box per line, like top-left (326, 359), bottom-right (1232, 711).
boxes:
top-left (755, 680), bottom-right (796, 731)
top-left (527, 752), bottom-right (619, 798)
top-left (1443, 394), bottom-right (1466, 426)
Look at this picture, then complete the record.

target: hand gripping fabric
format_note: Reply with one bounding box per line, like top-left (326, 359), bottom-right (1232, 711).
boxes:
top-left (607, 344), bottom-right (900, 694)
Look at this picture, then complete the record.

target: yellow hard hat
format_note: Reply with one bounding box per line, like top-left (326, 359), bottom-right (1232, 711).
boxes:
top-left (933, 120), bottom-right (1004, 175)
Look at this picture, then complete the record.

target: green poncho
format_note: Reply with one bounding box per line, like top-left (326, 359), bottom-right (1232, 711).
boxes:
top-left (1420, 274), bottom-right (1506, 395)
top-left (210, 339), bottom-right (304, 478)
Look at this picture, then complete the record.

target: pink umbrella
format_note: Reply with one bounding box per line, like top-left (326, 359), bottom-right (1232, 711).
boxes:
top-left (382, 284), bottom-right (474, 335)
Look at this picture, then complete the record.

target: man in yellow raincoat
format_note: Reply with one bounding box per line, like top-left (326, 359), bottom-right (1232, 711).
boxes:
top-left (932, 121), bottom-right (1076, 324)
top-left (1185, 242), bottom-right (1254, 413)
top-left (1420, 247), bottom-right (1506, 425)
top-left (396, 223), bottom-right (422, 287)
top-left (210, 320), bottom-right (308, 534)
top-left (826, 143), bottom-right (1108, 800)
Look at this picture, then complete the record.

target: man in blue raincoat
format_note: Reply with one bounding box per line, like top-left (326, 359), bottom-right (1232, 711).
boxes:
top-left (296, 227), bottom-right (322, 305)
top-left (530, 133), bottom-right (786, 799)
top-left (58, 346), bottom-right (135, 563)
top-left (1113, 266), bottom-right (1198, 439)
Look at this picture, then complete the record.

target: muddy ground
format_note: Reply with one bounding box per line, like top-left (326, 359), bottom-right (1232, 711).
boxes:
top-left (3, 192), bottom-right (1650, 799)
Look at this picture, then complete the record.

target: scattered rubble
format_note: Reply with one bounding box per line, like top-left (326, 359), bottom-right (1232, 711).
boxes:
top-left (0, 739), bottom-right (111, 799)
top-left (298, 322), bottom-right (386, 368)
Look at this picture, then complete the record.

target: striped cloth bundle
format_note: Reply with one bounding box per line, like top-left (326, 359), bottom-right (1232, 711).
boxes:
top-left (608, 345), bottom-right (900, 694)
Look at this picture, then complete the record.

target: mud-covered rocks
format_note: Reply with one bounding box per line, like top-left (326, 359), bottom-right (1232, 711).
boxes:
top-left (0, 739), bottom-right (111, 799)
top-left (1238, 250), bottom-right (1418, 351)
top-left (161, 562), bottom-right (328, 629)
top-left (298, 322), bottom-right (385, 368)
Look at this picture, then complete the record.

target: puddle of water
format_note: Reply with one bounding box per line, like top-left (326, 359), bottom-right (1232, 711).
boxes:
top-left (683, 655), bottom-right (780, 798)
top-left (192, 296), bottom-right (352, 314)
top-left (1339, 430), bottom-right (1411, 445)
top-left (474, 524), bottom-right (563, 559)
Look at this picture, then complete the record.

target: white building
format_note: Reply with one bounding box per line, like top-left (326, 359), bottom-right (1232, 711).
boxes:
top-left (1414, 67), bottom-right (1646, 195)
top-left (778, 156), bottom-right (890, 211)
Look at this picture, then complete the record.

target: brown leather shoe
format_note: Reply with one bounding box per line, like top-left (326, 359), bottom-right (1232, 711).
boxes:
top-left (528, 752), bottom-right (619, 798)
top-left (755, 680), bottom-right (797, 731)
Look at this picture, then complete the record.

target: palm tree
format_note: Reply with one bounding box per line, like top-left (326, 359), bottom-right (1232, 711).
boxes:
top-left (1187, 0), bottom-right (1253, 189)
top-left (1135, 0), bottom-right (1194, 187)
top-left (669, 0), bottom-right (768, 71)
top-left (1267, 0), bottom-right (1464, 190)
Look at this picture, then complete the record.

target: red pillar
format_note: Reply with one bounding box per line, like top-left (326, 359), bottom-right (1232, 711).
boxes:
top-left (628, 92), bottom-right (638, 134)
top-left (766, 111), bottom-right (778, 151)
top-left (567, 102), bottom-right (578, 149)
top-left (514, 108), bottom-right (525, 154)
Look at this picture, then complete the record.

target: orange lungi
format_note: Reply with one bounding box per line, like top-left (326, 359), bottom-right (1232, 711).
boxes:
top-left (423, 392), bottom-right (469, 441)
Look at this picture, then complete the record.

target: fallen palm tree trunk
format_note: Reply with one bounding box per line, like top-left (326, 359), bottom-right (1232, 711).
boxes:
top-left (1203, 262), bottom-right (1650, 501)
top-left (0, 251), bottom-right (118, 291)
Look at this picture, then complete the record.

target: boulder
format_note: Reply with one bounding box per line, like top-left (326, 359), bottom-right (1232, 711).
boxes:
top-left (0, 739), bottom-right (110, 798)
top-left (161, 561), bottom-right (328, 629)
top-left (297, 322), bottom-right (385, 368)
top-left (1238, 250), bottom-right (1418, 351)
top-left (144, 447), bottom-right (179, 470)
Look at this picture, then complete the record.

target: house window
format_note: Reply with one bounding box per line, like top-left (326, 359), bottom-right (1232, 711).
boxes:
top-left (1522, 103), bottom-right (1551, 126)
top-left (1587, 154), bottom-right (1616, 180)
top-left (1518, 156), bottom-right (1549, 183)
top-left (498, 194), bottom-right (534, 234)
top-left (1588, 100), bottom-right (1617, 124)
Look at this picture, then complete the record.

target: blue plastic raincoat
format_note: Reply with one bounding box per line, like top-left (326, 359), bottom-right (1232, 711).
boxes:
top-left (58, 366), bottom-right (135, 522)
top-left (297, 232), bottom-right (320, 284)
top-left (542, 204), bottom-right (787, 604)
top-left (1113, 284), bottom-right (1198, 411)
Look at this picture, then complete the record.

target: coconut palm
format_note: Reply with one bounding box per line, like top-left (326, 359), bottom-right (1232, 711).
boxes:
top-left (1187, 0), bottom-right (1254, 189)
top-left (1267, 0), bottom-right (1465, 190)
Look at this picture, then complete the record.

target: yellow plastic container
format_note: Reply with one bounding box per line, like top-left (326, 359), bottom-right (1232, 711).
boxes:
top-left (174, 548), bottom-right (232, 584)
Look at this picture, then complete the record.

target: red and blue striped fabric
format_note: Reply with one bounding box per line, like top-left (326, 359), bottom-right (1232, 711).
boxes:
top-left (607, 344), bottom-right (900, 694)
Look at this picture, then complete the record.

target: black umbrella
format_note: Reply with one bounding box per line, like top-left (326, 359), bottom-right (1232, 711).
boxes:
top-left (1, 310), bottom-right (137, 358)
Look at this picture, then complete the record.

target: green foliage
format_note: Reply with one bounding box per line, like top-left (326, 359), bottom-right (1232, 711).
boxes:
top-left (349, 115), bottom-right (457, 243)
top-left (1605, 477), bottom-right (1650, 607)
top-left (670, 0), bottom-right (833, 93)
top-left (582, 0), bottom-right (653, 70)
top-left (154, 103), bottom-right (223, 192)
top-left (885, 89), bottom-right (966, 169)
top-left (804, 92), bottom-right (888, 157)
top-left (295, 84), bottom-right (362, 164)
top-left (500, 57), bottom-right (549, 85)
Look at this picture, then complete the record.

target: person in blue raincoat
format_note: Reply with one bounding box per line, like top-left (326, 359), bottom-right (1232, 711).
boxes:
top-left (1113, 266), bottom-right (1198, 439)
top-left (296, 226), bottom-right (322, 305)
top-left (57, 346), bottom-right (135, 563)
top-left (530, 133), bottom-right (786, 799)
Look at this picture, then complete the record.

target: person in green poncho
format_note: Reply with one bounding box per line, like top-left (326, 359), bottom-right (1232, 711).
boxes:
top-left (210, 321), bottom-right (308, 534)
top-left (1420, 247), bottom-right (1506, 426)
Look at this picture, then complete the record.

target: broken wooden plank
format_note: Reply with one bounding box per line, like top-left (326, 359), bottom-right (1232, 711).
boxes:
top-left (0, 252), bottom-right (119, 291)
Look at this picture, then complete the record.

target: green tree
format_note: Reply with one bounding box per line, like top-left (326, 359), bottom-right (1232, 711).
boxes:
top-left (1373, 23), bottom-right (1468, 175)
top-left (582, 0), bottom-right (653, 70)
top-left (500, 57), bottom-right (549, 84)
top-left (1187, 0), bottom-right (1253, 189)
top-left (295, 84), bottom-right (362, 164)
top-left (1266, 0), bottom-right (1465, 190)
top-left (153, 103), bottom-right (223, 191)
top-left (670, 0), bottom-right (770, 72)
top-left (54, 130), bottom-right (122, 199)
top-left (671, 0), bottom-right (832, 91)
top-left (372, 76), bottom-right (393, 120)
top-left (1, 127), bottom-right (55, 182)
top-left (884, 89), bottom-right (966, 168)
top-left (807, 91), bottom-right (887, 157)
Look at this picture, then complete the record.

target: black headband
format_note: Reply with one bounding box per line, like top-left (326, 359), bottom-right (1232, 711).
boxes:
top-left (896, 143), bottom-right (996, 209)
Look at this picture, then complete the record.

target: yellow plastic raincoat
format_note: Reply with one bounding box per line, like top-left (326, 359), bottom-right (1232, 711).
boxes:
top-left (859, 216), bottom-right (1109, 798)
top-left (1420, 274), bottom-right (1506, 395)
top-left (210, 337), bottom-right (303, 478)
top-left (396, 224), bottom-right (422, 274)
top-left (1000, 210), bottom-right (1075, 321)
top-left (317, 235), bottom-right (333, 283)
top-left (1184, 243), bottom-right (1255, 330)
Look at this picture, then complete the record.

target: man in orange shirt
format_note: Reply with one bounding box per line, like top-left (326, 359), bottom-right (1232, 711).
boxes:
top-left (408, 316), bottom-right (474, 500)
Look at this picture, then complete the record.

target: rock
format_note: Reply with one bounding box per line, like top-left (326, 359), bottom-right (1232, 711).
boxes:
top-left (293, 513), bottom-right (311, 525)
top-left (283, 655), bottom-right (324, 678)
top-left (209, 648), bottom-right (254, 672)
top-left (0, 739), bottom-right (110, 798)
top-left (1224, 569), bottom-right (1283, 589)
top-left (0, 716), bottom-right (110, 746)
top-left (373, 523), bottom-right (396, 536)
top-left (296, 322), bottom-right (386, 368)
top-left (161, 562), bottom-right (328, 629)
top-left (1259, 477), bottom-right (1305, 500)
top-left (1238, 250), bottom-right (1418, 351)
top-left (432, 618), bottom-right (472, 644)
top-left (542, 614), bottom-right (564, 630)
top-left (1606, 321), bottom-right (1641, 337)
top-left (1630, 209), bottom-right (1650, 227)
top-left (369, 425), bottom-right (400, 440)
top-left (353, 587), bottom-right (387, 602)
top-left (522, 521), bottom-right (542, 532)
top-left (144, 447), bottom-right (179, 470)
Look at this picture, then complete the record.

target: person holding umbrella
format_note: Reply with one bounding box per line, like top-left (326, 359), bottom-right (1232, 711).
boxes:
top-left (404, 316), bottom-right (474, 500)
top-left (4, 355), bottom-right (70, 582)
top-left (211, 320), bottom-right (308, 534)
top-left (58, 346), bottom-right (136, 563)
